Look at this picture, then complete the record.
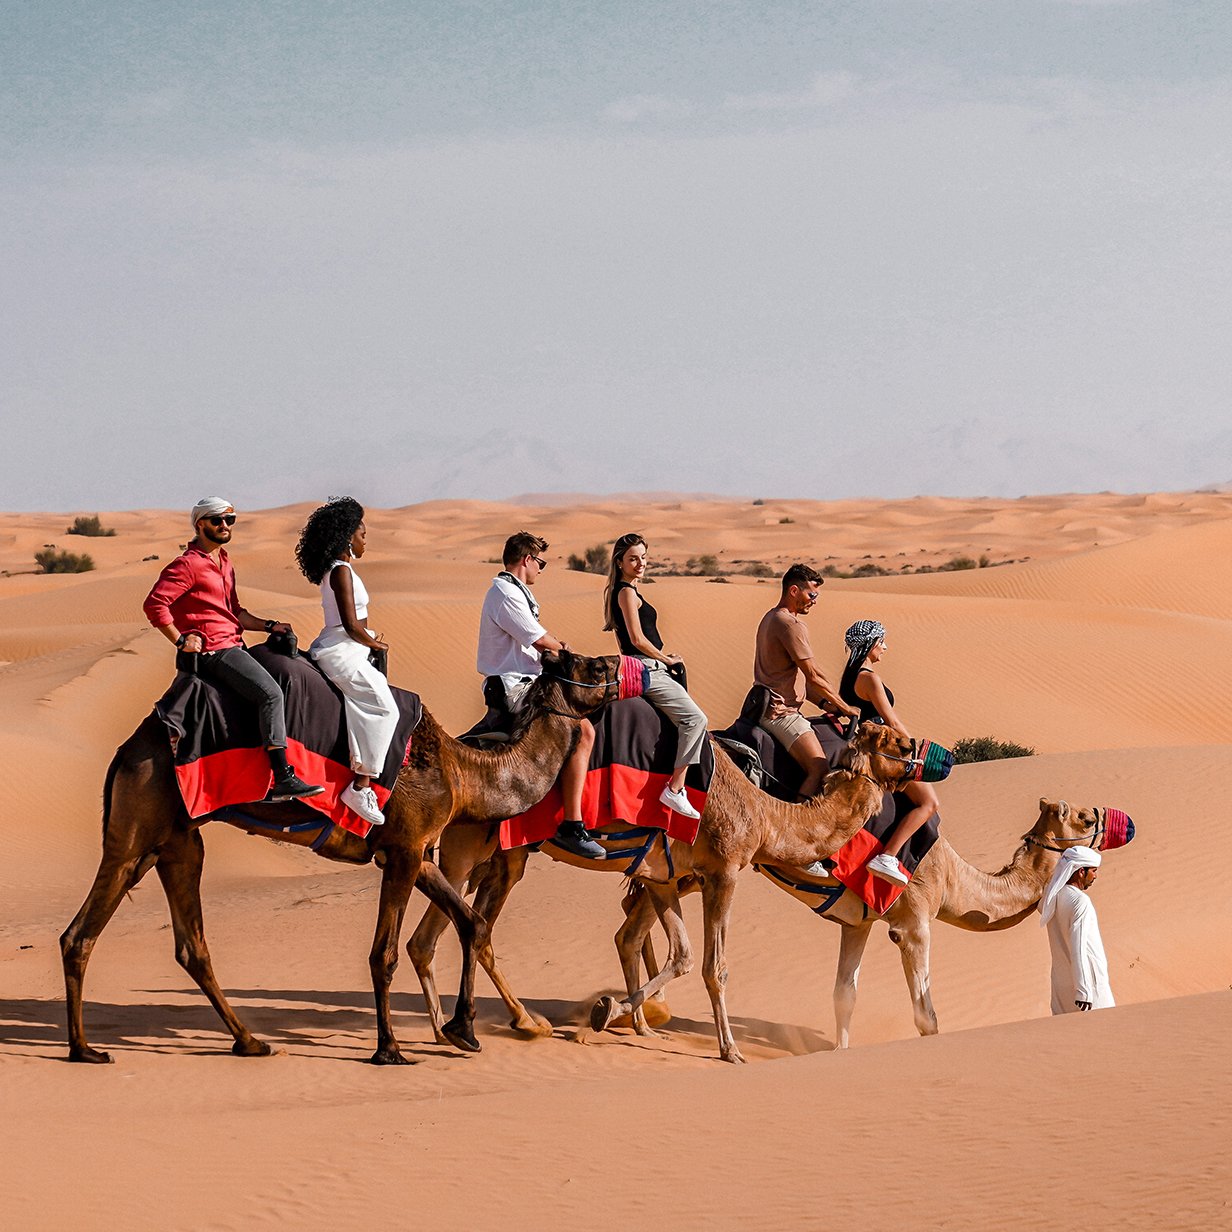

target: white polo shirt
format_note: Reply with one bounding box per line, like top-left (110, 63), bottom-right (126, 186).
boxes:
top-left (476, 573), bottom-right (548, 682)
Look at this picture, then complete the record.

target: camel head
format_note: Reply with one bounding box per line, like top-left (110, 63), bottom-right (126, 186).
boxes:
top-left (1027, 797), bottom-right (1136, 853)
top-left (530, 649), bottom-right (626, 720)
top-left (839, 722), bottom-right (920, 789)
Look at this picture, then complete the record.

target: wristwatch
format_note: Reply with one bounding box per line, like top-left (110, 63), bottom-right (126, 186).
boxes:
top-left (175, 632), bottom-right (192, 649)
top-left (264, 619), bottom-right (276, 632)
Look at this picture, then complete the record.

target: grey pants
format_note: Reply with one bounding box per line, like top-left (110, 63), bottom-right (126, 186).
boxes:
top-left (641, 659), bottom-right (708, 769)
top-left (197, 646), bottom-right (288, 749)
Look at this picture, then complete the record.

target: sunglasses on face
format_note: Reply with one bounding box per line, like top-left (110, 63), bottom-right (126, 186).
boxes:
top-left (532, 556), bottom-right (548, 570)
top-left (207, 514), bottom-right (237, 526)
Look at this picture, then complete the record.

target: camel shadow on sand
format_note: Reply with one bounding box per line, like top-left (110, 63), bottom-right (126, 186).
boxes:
top-left (1, 989), bottom-right (831, 1061)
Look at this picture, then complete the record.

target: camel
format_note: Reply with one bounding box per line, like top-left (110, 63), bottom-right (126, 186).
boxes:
top-left (619, 796), bottom-right (1129, 1048)
top-left (408, 720), bottom-right (920, 1063)
top-left (60, 649), bottom-right (622, 1066)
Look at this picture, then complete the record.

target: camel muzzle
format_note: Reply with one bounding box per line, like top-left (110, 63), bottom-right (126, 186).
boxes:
top-left (618, 656), bottom-right (649, 701)
top-left (1100, 807), bottom-right (1135, 850)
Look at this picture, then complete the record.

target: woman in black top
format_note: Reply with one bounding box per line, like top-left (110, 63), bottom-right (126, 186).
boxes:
top-left (841, 619), bottom-right (939, 887)
top-left (603, 533), bottom-right (708, 821)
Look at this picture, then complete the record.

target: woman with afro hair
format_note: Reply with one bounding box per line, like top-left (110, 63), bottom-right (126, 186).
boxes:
top-left (296, 497), bottom-right (396, 827)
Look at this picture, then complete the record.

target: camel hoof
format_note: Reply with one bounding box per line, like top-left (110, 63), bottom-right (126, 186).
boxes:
top-left (232, 1038), bottom-right (272, 1058)
top-left (720, 1048), bottom-right (747, 1065)
top-left (589, 995), bottom-right (621, 1033)
top-left (370, 1047), bottom-right (415, 1066)
top-left (442, 1018), bottom-right (481, 1054)
top-left (68, 1046), bottom-right (113, 1065)
top-left (633, 1022), bottom-right (664, 1040)
top-left (510, 1012), bottom-right (554, 1039)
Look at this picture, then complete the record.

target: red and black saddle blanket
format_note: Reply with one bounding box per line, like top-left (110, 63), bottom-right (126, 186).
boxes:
top-left (499, 697), bottom-right (714, 851)
top-left (715, 705), bottom-right (940, 913)
top-left (153, 643), bottom-right (422, 837)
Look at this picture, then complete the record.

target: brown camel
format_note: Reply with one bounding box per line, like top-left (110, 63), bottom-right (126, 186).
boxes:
top-left (60, 649), bottom-right (622, 1065)
top-left (621, 796), bottom-right (1125, 1048)
top-left (408, 721), bottom-right (919, 1063)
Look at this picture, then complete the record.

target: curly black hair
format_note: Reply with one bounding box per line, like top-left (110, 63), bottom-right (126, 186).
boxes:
top-left (295, 497), bottom-right (365, 585)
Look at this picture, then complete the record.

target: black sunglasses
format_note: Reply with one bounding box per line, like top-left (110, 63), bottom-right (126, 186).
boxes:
top-left (207, 514), bottom-right (237, 526)
top-left (532, 555), bottom-right (548, 570)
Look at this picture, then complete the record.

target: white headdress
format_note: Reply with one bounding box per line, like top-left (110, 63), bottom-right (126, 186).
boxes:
top-left (1039, 845), bottom-right (1101, 926)
top-left (190, 496), bottom-right (233, 530)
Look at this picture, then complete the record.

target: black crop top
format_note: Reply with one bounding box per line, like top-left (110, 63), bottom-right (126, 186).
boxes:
top-left (610, 580), bottom-right (663, 656)
top-left (840, 667), bottom-right (894, 725)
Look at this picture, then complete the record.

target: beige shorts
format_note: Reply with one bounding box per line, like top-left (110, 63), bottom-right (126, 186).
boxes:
top-left (759, 706), bottom-right (813, 751)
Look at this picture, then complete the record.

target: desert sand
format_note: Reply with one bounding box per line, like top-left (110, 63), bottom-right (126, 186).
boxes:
top-left (2, 492), bottom-right (1230, 1230)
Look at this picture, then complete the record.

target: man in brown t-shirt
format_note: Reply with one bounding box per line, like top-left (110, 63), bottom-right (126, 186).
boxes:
top-left (754, 563), bottom-right (858, 798)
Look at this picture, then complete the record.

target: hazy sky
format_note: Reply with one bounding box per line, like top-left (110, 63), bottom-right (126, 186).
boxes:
top-left (4, 2), bottom-right (1231, 510)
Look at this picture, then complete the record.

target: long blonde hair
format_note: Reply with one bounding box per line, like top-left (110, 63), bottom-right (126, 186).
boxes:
top-left (602, 533), bottom-right (647, 631)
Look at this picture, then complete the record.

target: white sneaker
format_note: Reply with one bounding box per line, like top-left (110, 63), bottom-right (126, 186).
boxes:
top-left (659, 784), bottom-right (701, 820)
top-left (341, 782), bottom-right (385, 826)
top-left (803, 860), bottom-right (832, 878)
top-left (866, 852), bottom-right (907, 886)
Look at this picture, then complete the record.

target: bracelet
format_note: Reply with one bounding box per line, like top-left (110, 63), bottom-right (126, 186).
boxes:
top-left (176, 632), bottom-right (192, 649)
top-left (264, 619), bottom-right (276, 633)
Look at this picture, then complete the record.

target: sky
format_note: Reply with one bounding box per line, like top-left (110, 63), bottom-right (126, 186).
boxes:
top-left (3, 1), bottom-right (1231, 511)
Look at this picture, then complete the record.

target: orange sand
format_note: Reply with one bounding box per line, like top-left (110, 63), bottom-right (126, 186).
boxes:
top-left (2, 493), bottom-right (1229, 1229)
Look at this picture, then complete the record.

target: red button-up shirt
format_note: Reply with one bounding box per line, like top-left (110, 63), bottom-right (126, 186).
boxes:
top-left (143, 545), bottom-right (245, 651)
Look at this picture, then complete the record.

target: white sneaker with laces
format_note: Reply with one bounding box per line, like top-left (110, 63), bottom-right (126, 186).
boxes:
top-left (866, 852), bottom-right (907, 886)
top-left (659, 784), bottom-right (701, 820)
top-left (341, 782), bottom-right (385, 826)
top-left (803, 860), bottom-right (833, 878)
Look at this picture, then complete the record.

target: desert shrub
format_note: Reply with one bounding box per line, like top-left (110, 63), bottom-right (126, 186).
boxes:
top-left (567, 543), bottom-right (609, 573)
top-left (946, 555), bottom-right (978, 571)
top-left (66, 515), bottom-right (115, 537)
top-left (778, 516), bottom-right (794, 524)
top-left (706, 575), bottom-right (730, 583)
top-left (36, 548), bottom-right (95, 574)
top-left (687, 554), bottom-right (721, 576)
top-left (952, 736), bottom-right (1036, 764)
top-left (752, 498), bottom-right (765, 506)
top-left (741, 561), bottom-right (776, 577)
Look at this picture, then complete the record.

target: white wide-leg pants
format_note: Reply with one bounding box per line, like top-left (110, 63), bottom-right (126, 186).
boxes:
top-left (310, 629), bottom-right (398, 778)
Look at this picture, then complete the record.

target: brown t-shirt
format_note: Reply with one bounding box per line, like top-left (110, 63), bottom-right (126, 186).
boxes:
top-left (754, 607), bottom-right (814, 714)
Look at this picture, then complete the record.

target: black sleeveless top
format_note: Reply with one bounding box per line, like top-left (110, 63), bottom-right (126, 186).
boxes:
top-left (840, 666), bottom-right (894, 725)
top-left (610, 580), bottom-right (663, 656)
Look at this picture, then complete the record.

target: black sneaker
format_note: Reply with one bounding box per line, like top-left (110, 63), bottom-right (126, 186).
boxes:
top-left (266, 770), bottom-right (325, 802)
top-left (553, 821), bottom-right (606, 860)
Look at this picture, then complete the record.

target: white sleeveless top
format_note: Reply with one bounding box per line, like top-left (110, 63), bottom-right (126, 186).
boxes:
top-left (320, 559), bottom-right (369, 629)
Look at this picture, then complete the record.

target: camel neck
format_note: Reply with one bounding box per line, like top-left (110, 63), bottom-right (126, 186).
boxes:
top-left (934, 839), bottom-right (1057, 931)
top-left (751, 771), bottom-right (884, 867)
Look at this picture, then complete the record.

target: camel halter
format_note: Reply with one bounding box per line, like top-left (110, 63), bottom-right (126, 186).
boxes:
top-left (874, 737), bottom-right (955, 789)
top-left (539, 655), bottom-right (643, 716)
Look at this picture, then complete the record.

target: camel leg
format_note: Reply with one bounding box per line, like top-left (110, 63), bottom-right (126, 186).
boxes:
top-left (591, 883), bottom-right (693, 1035)
top-left (407, 826), bottom-right (497, 1045)
top-left (466, 846), bottom-right (552, 1037)
top-left (412, 860), bottom-right (488, 1054)
top-left (155, 828), bottom-right (270, 1057)
top-left (833, 920), bottom-right (874, 1050)
top-left (890, 921), bottom-right (939, 1037)
top-left (369, 847), bottom-right (423, 1065)
top-left (61, 849), bottom-right (157, 1064)
top-left (701, 871), bottom-right (745, 1064)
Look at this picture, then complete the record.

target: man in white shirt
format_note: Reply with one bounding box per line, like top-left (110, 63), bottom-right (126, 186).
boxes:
top-left (1040, 846), bottom-right (1115, 1014)
top-left (477, 531), bottom-right (603, 860)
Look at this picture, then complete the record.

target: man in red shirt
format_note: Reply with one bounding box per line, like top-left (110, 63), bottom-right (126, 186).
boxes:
top-left (144, 496), bottom-right (323, 801)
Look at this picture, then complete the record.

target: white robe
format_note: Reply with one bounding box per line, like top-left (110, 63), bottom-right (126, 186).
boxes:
top-left (1046, 885), bottom-right (1115, 1014)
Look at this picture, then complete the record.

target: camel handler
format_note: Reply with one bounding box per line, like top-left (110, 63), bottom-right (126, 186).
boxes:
top-left (143, 497), bottom-right (324, 803)
top-left (477, 531), bottom-right (604, 860)
top-left (754, 563), bottom-right (859, 800)
top-left (1040, 846), bottom-right (1115, 1014)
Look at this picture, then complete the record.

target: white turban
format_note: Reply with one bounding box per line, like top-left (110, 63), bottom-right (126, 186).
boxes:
top-left (1039, 845), bottom-right (1102, 927)
top-left (190, 496), bottom-right (233, 529)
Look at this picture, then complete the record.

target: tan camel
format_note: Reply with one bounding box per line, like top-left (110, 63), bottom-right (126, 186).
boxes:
top-left (60, 650), bottom-right (621, 1065)
top-left (408, 721), bottom-right (919, 1063)
top-left (621, 797), bottom-right (1125, 1048)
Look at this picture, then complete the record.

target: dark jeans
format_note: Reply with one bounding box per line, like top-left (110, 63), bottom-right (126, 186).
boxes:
top-left (196, 645), bottom-right (288, 749)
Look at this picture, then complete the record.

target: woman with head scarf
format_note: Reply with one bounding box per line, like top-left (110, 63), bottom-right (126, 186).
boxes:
top-left (603, 533), bottom-right (707, 821)
top-left (295, 497), bottom-right (397, 828)
top-left (840, 619), bottom-right (940, 886)
top-left (1040, 845), bottom-right (1115, 1013)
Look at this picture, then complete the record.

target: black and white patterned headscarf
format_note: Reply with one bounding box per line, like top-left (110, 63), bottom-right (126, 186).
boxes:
top-left (844, 619), bottom-right (886, 663)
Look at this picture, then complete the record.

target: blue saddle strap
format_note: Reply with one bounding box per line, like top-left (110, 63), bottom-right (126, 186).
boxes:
top-left (546, 825), bottom-right (670, 876)
top-left (757, 863), bottom-right (848, 914)
top-left (213, 805), bottom-right (335, 850)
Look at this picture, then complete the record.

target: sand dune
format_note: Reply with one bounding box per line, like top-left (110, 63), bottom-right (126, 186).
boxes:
top-left (2, 492), bottom-right (1229, 1229)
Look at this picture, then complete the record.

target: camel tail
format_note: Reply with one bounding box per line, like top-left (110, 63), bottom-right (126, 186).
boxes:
top-left (100, 750), bottom-right (122, 845)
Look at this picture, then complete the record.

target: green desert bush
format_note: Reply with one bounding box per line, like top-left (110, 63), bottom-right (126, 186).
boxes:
top-left (952, 736), bottom-right (1036, 764)
top-left (567, 543), bottom-right (610, 573)
top-left (36, 548), bottom-right (95, 574)
top-left (66, 514), bottom-right (115, 537)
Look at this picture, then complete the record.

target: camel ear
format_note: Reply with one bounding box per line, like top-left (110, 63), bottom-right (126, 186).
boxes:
top-left (1039, 796), bottom-right (1051, 812)
top-left (1057, 800), bottom-right (1070, 821)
